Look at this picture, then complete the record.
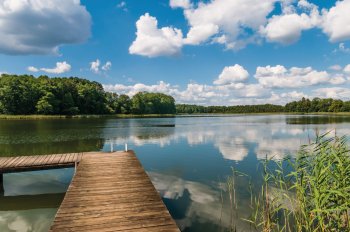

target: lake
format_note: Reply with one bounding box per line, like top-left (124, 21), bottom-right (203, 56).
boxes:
top-left (1, 114), bottom-right (350, 232)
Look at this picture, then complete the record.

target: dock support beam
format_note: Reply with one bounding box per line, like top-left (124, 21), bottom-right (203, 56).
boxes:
top-left (0, 173), bottom-right (4, 195)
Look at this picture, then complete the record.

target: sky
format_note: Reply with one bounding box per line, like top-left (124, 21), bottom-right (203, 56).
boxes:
top-left (0, 0), bottom-right (350, 105)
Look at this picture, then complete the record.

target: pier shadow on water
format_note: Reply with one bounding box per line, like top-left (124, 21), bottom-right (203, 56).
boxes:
top-left (0, 168), bottom-right (74, 232)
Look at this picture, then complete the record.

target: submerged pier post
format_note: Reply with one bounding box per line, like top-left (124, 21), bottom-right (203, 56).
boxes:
top-left (0, 173), bottom-right (4, 195)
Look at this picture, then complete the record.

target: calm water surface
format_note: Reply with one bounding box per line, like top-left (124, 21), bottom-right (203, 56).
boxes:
top-left (1, 115), bottom-right (350, 232)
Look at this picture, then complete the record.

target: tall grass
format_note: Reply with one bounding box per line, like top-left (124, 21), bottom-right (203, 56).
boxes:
top-left (226, 133), bottom-right (350, 232)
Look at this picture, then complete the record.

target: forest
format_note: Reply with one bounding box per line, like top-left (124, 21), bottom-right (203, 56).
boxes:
top-left (1, 75), bottom-right (350, 115)
top-left (0, 75), bottom-right (175, 115)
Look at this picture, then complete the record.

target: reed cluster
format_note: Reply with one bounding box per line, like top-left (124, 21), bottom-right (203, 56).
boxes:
top-left (226, 133), bottom-right (350, 232)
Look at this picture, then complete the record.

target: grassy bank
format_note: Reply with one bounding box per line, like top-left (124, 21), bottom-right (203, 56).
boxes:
top-left (0, 114), bottom-right (176, 120)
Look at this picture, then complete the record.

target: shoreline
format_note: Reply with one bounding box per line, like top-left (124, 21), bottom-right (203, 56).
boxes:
top-left (1, 112), bottom-right (350, 120)
top-left (0, 114), bottom-right (176, 120)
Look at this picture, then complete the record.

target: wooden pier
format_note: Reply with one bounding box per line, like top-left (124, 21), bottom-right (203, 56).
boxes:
top-left (0, 153), bottom-right (82, 195)
top-left (0, 151), bottom-right (179, 232)
top-left (0, 153), bottom-right (84, 173)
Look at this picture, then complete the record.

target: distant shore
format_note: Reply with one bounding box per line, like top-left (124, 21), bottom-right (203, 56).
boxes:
top-left (1, 112), bottom-right (350, 120)
top-left (0, 114), bottom-right (176, 120)
top-left (178, 112), bottom-right (350, 116)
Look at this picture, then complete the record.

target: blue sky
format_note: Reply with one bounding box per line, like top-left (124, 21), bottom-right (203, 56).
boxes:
top-left (0, 0), bottom-right (349, 105)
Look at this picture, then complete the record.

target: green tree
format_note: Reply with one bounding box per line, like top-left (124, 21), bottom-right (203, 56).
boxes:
top-left (117, 94), bottom-right (131, 114)
top-left (0, 75), bottom-right (40, 114)
top-left (329, 99), bottom-right (343, 112)
top-left (36, 92), bottom-right (56, 114)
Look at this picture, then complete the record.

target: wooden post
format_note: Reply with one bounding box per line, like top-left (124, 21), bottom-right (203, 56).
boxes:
top-left (0, 173), bottom-right (4, 195)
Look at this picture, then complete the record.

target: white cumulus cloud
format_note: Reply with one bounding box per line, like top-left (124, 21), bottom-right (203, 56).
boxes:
top-left (117, 1), bottom-right (127, 11)
top-left (336, 43), bottom-right (350, 53)
top-left (260, 13), bottom-right (318, 44)
top-left (102, 61), bottom-right (112, 71)
top-left (170, 0), bottom-right (191, 9)
top-left (90, 59), bottom-right (100, 73)
top-left (27, 66), bottom-right (39, 72)
top-left (182, 0), bottom-right (276, 49)
top-left (329, 64), bottom-right (342, 71)
top-left (0, 0), bottom-right (91, 55)
top-left (313, 87), bottom-right (350, 99)
top-left (214, 64), bottom-right (249, 85)
top-left (255, 65), bottom-right (345, 88)
top-left (321, 0), bottom-right (350, 42)
top-left (344, 64), bottom-right (350, 74)
top-left (328, 74), bottom-right (347, 85)
top-left (129, 13), bottom-right (184, 57)
top-left (260, 1), bottom-right (320, 44)
top-left (90, 59), bottom-right (112, 73)
top-left (184, 24), bottom-right (219, 45)
top-left (117, 1), bottom-right (126, 8)
top-left (40, 61), bottom-right (71, 74)
top-left (280, 91), bottom-right (308, 100)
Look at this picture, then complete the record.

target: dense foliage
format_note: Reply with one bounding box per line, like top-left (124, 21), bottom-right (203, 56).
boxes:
top-left (177, 98), bottom-right (350, 114)
top-left (285, 97), bottom-right (350, 112)
top-left (0, 75), bottom-right (175, 115)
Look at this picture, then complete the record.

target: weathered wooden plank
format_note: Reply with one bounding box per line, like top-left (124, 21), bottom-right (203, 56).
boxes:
top-left (39, 155), bottom-right (51, 165)
top-left (57, 153), bottom-right (66, 165)
top-left (12, 156), bottom-right (29, 168)
top-left (53, 200), bottom-right (166, 215)
top-left (62, 153), bottom-right (69, 164)
top-left (28, 155), bottom-right (42, 167)
top-left (0, 157), bottom-right (14, 168)
top-left (77, 153), bottom-right (83, 162)
top-left (67, 153), bottom-right (77, 163)
top-left (33, 155), bottom-right (46, 166)
top-left (41, 155), bottom-right (53, 166)
top-left (47, 153), bottom-right (58, 164)
top-left (4, 156), bottom-right (22, 168)
top-left (64, 153), bottom-right (72, 163)
top-left (50, 151), bottom-right (179, 232)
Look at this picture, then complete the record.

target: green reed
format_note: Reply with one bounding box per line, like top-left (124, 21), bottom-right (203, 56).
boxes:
top-left (226, 133), bottom-right (350, 232)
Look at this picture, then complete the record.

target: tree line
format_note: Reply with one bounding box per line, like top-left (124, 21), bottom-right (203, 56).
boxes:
top-left (176, 104), bottom-right (285, 114)
top-left (1, 75), bottom-right (350, 115)
top-left (285, 97), bottom-right (350, 112)
top-left (177, 97), bottom-right (350, 114)
top-left (0, 75), bottom-right (175, 115)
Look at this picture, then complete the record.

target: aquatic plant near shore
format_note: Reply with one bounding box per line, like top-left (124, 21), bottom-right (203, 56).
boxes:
top-left (226, 133), bottom-right (350, 232)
